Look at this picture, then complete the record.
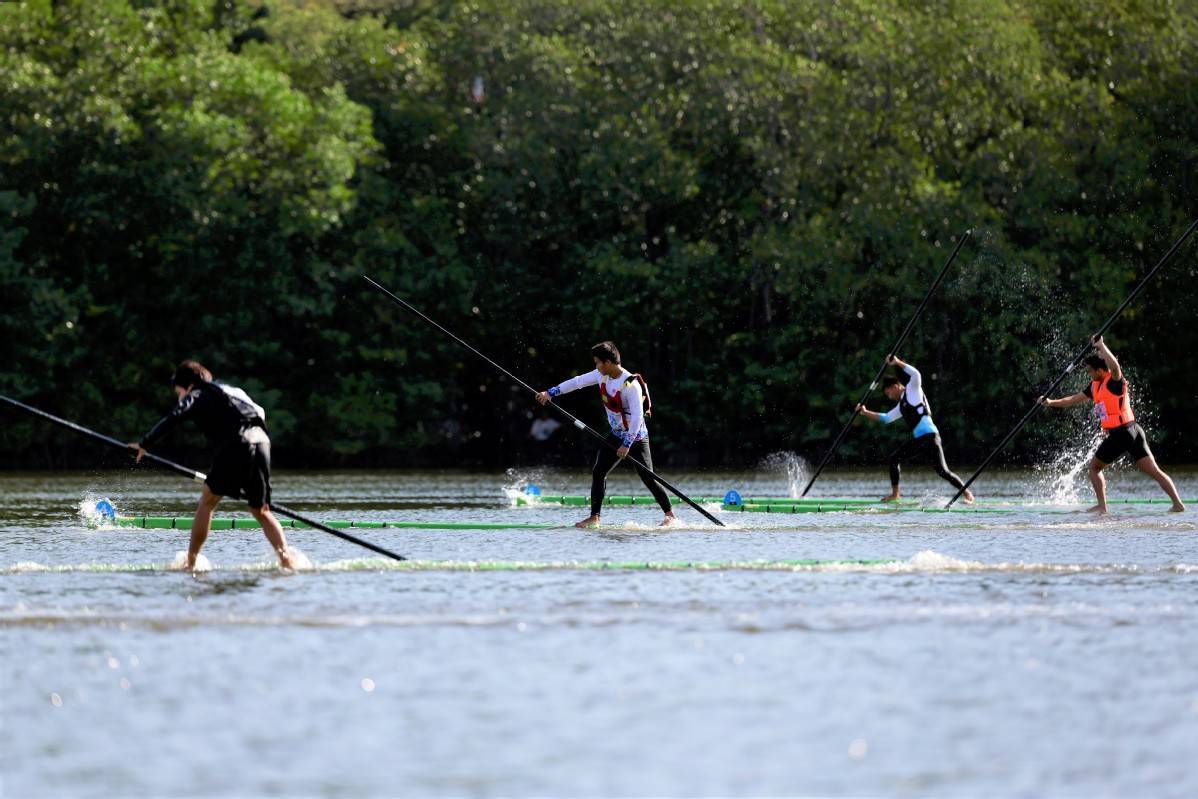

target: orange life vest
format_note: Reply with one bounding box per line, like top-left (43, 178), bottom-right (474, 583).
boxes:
top-left (599, 373), bottom-right (652, 429)
top-left (1091, 376), bottom-right (1134, 430)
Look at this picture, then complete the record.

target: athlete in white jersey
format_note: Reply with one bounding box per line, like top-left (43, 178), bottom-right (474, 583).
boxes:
top-left (857, 355), bottom-right (974, 503)
top-left (536, 341), bottom-right (675, 528)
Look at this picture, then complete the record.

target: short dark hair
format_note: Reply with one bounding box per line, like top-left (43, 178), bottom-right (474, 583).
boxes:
top-left (172, 360), bottom-right (212, 389)
top-left (881, 376), bottom-right (902, 389)
top-left (1084, 354), bottom-right (1109, 372)
top-left (590, 341), bottom-right (621, 365)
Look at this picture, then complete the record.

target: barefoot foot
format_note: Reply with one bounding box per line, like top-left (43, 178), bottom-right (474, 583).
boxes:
top-left (963, 489), bottom-right (975, 504)
top-left (1170, 502), bottom-right (1186, 513)
top-left (879, 494), bottom-right (901, 503)
top-left (1085, 504), bottom-right (1109, 515)
top-left (659, 512), bottom-right (678, 527)
top-left (575, 515), bottom-right (601, 528)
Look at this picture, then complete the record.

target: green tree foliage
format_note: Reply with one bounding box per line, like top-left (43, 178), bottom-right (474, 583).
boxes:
top-left (1, 0), bottom-right (1195, 468)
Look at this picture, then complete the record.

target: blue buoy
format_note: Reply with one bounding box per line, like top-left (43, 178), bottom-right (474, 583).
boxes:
top-left (524, 484), bottom-right (542, 497)
top-left (723, 489), bottom-right (742, 506)
top-left (94, 498), bottom-right (117, 519)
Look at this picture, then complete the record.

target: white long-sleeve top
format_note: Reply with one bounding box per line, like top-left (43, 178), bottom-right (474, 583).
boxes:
top-left (549, 367), bottom-right (647, 446)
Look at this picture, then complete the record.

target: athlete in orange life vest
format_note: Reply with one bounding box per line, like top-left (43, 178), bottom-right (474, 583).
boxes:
top-left (1039, 335), bottom-right (1185, 513)
top-left (535, 341), bottom-right (677, 528)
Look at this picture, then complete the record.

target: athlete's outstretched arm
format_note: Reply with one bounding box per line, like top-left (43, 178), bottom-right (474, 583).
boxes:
top-left (1039, 392), bottom-right (1089, 409)
top-left (126, 389), bottom-right (202, 460)
top-left (1092, 336), bottom-right (1122, 381)
top-left (857, 402), bottom-right (900, 423)
top-left (536, 369), bottom-right (601, 404)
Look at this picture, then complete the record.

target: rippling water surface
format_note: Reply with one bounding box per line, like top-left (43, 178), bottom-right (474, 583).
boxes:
top-left (3, 466), bottom-right (1197, 797)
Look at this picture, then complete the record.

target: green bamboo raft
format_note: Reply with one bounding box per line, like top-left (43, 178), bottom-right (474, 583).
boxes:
top-left (109, 493), bottom-right (1188, 531)
top-left (723, 502), bottom-right (1017, 514)
top-left (518, 494), bottom-right (1190, 513)
top-left (6, 558), bottom-right (904, 573)
top-left (311, 558), bottom-right (903, 571)
top-left (112, 516), bottom-right (557, 531)
top-left (515, 494), bottom-right (901, 507)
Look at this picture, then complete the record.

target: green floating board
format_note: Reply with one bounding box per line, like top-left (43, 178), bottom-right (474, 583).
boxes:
top-left (342, 558), bottom-right (900, 571)
top-left (4, 558), bottom-right (902, 574)
top-left (520, 494), bottom-right (1191, 509)
top-left (111, 516), bottom-right (557, 531)
top-left (721, 500), bottom-right (1191, 514)
top-left (517, 494), bottom-right (906, 507)
top-left (721, 502), bottom-right (1018, 514)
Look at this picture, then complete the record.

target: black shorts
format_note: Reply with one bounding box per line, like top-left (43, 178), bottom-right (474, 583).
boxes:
top-left (205, 437), bottom-right (273, 508)
top-left (1094, 422), bottom-right (1152, 465)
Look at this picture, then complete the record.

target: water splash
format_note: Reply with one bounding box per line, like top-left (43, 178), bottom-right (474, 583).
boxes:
top-left (77, 493), bottom-right (114, 529)
top-left (905, 549), bottom-right (984, 570)
top-left (1034, 429), bottom-right (1103, 504)
top-left (285, 547), bottom-right (314, 571)
top-left (169, 551), bottom-right (212, 572)
top-left (758, 451), bottom-right (810, 497)
top-left (502, 467), bottom-right (549, 506)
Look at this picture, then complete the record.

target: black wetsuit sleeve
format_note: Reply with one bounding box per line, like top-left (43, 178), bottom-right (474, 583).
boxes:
top-left (1082, 384), bottom-right (1093, 399)
top-left (139, 391), bottom-right (200, 449)
top-left (1107, 378), bottom-right (1125, 395)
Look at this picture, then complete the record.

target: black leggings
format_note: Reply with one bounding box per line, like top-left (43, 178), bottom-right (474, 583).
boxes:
top-left (591, 435), bottom-right (672, 516)
top-left (888, 433), bottom-right (966, 490)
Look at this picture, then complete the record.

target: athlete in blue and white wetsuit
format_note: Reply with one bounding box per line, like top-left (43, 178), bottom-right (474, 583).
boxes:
top-left (536, 341), bottom-right (676, 528)
top-left (857, 355), bottom-right (974, 503)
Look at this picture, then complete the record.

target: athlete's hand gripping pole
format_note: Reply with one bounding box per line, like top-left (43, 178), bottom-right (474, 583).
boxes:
top-left (0, 395), bottom-right (408, 562)
top-left (800, 229), bottom-right (972, 496)
top-left (364, 276), bottom-right (725, 527)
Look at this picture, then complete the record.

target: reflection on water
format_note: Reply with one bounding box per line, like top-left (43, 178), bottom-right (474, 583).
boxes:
top-left (2, 467), bottom-right (1197, 797)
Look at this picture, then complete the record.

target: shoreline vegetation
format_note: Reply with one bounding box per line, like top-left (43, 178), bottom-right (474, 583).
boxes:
top-left (2, 1), bottom-right (1196, 468)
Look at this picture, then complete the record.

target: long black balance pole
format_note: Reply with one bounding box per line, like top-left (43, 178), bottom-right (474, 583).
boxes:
top-left (363, 276), bottom-right (726, 527)
top-left (945, 217), bottom-right (1198, 508)
top-left (0, 394), bottom-right (408, 562)
top-left (800, 229), bottom-right (972, 496)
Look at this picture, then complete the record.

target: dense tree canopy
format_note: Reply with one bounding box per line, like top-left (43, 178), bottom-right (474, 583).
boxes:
top-left (2, 0), bottom-right (1196, 469)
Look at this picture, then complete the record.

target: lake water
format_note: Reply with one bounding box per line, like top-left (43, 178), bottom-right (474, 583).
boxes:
top-left (2, 464), bottom-right (1197, 797)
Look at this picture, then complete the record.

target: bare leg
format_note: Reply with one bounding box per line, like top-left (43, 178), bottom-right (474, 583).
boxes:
top-left (575, 514), bottom-right (601, 529)
top-left (250, 504), bottom-right (295, 568)
top-left (1087, 458), bottom-right (1109, 514)
top-left (659, 511), bottom-right (678, 527)
top-left (1136, 456), bottom-right (1186, 512)
top-left (189, 485), bottom-right (222, 569)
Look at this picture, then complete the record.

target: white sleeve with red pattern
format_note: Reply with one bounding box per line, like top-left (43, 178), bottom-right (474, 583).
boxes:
top-left (548, 369), bottom-right (601, 397)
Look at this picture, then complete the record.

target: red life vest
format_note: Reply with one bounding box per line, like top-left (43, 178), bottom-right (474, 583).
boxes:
top-left (599, 373), bottom-right (652, 429)
top-left (1091, 376), bottom-right (1134, 430)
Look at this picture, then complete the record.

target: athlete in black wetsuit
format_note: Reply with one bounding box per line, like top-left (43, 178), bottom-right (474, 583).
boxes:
top-left (857, 355), bottom-right (974, 503)
top-left (128, 360), bottom-right (294, 569)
